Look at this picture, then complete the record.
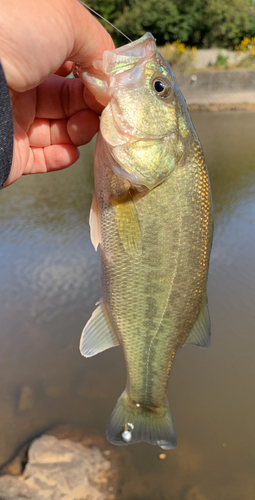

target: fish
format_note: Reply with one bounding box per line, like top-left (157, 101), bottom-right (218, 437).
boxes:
top-left (77, 33), bottom-right (213, 450)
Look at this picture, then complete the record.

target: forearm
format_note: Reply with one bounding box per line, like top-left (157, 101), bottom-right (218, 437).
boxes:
top-left (0, 61), bottom-right (13, 188)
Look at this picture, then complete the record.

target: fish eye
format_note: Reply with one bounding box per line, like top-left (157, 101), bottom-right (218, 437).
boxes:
top-left (151, 77), bottom-right (171, 98)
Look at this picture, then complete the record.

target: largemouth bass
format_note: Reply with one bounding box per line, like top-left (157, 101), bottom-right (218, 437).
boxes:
top-left (77, 33), bottom-right (212, 449)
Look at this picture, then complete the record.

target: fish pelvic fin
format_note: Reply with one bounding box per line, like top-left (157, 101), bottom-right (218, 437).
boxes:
top-left (89, 192), bottom-right (101, 251)
top-left (80, 302), bottom-right (119, 357)
top-left (184, 292), bottom-right (211, 349)
top-left (106, 390), bottom-right (177, 450)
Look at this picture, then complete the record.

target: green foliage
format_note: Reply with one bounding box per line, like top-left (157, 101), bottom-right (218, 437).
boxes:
top-left (203, 0), bottom-right (255, 48)
top-left (215, 51), bottom-right (229, 68)
top-left (114, 0), bottom-right (179, 45)
top-left (236, 36), bottom-right (255, 68)
top-left (84, 0), bottom-right (179, 46)
top-left (84, 0), bottom-right (255, 49)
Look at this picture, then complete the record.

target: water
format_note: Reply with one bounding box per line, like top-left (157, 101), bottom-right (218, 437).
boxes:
top-left (1, 112), bottom-right (255, 499)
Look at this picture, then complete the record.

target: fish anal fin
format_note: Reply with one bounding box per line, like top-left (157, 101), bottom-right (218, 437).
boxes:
top-left (184, 293), bottom-right (211, 349)
top-left (89, 192), bottom-right (101, 251)
top-left (80, 302), bottom-right (119, 358)
top-left (112, 193), bottom-right (142, 256)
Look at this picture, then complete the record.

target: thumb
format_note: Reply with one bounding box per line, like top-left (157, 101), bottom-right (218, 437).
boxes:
top-left (0, 0), bottom-right (114, 92)
top-left (69, 1), bottom-right (115, 67)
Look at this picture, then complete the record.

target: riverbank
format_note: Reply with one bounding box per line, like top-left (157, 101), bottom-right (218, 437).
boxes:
top-left (175, 69), bottom-right (255, 110)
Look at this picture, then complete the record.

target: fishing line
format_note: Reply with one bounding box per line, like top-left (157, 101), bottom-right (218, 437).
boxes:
top-left (78, 1), bottom-right (132, 43)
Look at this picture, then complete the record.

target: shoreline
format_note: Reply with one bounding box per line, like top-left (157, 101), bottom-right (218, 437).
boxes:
top-left (189, 102), bottom-right (255, 111)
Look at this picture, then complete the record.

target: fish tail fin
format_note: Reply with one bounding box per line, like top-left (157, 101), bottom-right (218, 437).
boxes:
top-left (106, 390), bottom-right (176, 450)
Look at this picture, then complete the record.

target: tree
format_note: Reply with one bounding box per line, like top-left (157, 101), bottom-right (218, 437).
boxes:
top-left (175, 0), bottom-right (255, 48)
top-left (84, 0), bottom-right (255, 48)
top-left (203, 0), bottom-right (255, 48)
top-left (115, 0), bottom-right (180, 45)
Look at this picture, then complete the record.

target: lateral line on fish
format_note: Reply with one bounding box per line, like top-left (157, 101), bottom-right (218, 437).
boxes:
top-left (78, 1), bottom-right (133, 43)
top-left (143, 176), bottom-right (182, 403)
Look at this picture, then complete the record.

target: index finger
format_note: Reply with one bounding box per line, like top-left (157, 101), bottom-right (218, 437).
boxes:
top-left (36, 74), bottom-right (103, 120)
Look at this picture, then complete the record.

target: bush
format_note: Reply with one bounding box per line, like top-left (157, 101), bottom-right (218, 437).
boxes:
top-left (236, 37), bottom-right (255, 68)
top-left (215, 51), bottom-right (229, 68)
top-left (159, 41), bottom-right (197, 71)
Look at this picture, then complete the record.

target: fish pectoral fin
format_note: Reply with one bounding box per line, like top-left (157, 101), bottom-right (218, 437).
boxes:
top-left (80, 302), bottom-right (120, 357)
top-left (184, 292), bottom-right (211, 349)
top-left (112, 194), bottom-right (142, 256)
top-left (89, 192), bottom-right (101, 251)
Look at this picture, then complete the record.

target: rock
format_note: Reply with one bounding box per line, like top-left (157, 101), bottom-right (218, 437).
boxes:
top-left (18, 386), bottom-right (34, 412)
top-left (47, 425), bottom-right (113, 450)
top-left (0, 444), bottom-right (28, 477)
top-left (1, 456), bottom-right (24, 476)
top-left (0, 433), bottom-right (118, 500)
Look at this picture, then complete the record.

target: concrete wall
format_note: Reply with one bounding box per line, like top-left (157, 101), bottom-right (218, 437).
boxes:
top-left (193, 48), bottom-right (244, 69)
top-left (175, 70), bottom-right (255, 92)
top-left (174, 70), bottom-right (255, 107)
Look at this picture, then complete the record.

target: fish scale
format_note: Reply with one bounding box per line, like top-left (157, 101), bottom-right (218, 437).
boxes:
top-left (78, 33), bottom-right (213, 449)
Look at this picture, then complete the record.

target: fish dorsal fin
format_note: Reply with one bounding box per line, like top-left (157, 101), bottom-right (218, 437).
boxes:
top-left (112, 194), bottom-right (142, 256)
top-left (184, 293), bottom-right (211, 348)
top-left (80, 302), bottom-right (120, 357)
top-left (89, 192), bottom-right (101, 251)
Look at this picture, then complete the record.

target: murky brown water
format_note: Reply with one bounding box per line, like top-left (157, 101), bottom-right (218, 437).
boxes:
top-left (0, 111), bottom-right (255, 499)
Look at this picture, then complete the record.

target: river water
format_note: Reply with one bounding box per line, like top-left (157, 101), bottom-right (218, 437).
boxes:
top-left (0, 111), bottom-right (255, 499)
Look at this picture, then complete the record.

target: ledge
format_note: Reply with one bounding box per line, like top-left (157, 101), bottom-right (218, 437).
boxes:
top-left (175, 70), bottom-right (255, 110)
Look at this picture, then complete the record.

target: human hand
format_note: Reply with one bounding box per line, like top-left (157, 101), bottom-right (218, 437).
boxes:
top-left (0, 0), bottom-right (114, 186)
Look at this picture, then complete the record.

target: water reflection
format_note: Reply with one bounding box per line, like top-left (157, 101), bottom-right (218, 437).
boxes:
top-left (195, 111), bottom-right (255, 218)
top-left (0, 113), bottom-right (255, 499)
